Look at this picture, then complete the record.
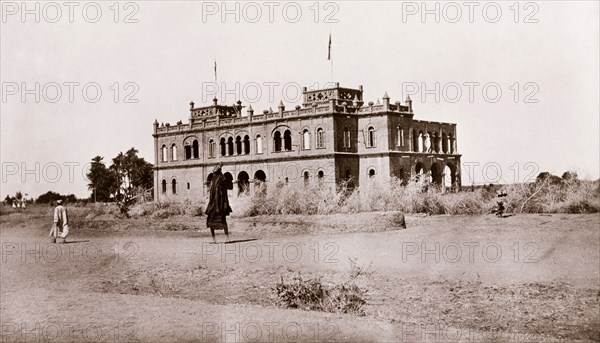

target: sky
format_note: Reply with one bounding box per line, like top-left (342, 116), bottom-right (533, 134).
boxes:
top-left (1, 0), bottom-right (599, 199)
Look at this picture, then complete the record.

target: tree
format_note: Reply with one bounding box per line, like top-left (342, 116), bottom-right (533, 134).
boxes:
top-left (124, 148), bottom-right (153, 190)
top-left (561, 171), bottom-right (579, 182)
top-left (87, 156), bottom-right (117, 202)
top-left (36, 191), bottom-right (62, 204)
top-left (87, 149), bottom-right (153, 214)
top-left (536, 172), bottom-right (561, 185)
top-left (109, 152), bottom-right (126, 203)
top-left (36, 192), bottom-right (78, 204)
top-left (109, 148), bottom-right (154, 216)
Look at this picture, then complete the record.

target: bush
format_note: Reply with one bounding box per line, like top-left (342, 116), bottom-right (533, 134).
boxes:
top-left (126, 200), bottom-right (205, 219)
top-left (273, 273), bottom-right (366, 315)
top-left (243, 173), bottom-right (600, 216)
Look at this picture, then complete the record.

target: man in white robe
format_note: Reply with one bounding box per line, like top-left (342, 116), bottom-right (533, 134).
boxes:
top-left (50, 200), bottom-right (69, 243)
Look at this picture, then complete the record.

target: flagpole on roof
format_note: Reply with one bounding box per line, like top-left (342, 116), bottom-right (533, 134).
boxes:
top-left (328, 32), bottom-right (333, 82)
top-left (214, 56), bottom-right (219, 103)
top-left (214, 57), bottom-right (217, 82)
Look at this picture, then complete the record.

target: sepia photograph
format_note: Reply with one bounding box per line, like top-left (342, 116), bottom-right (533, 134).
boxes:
top-left (1, 1), bottom-right (599, 342)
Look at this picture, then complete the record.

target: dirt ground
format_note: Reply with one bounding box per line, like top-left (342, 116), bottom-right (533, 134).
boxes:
top-left (1, 207), bottom-right (598, 342)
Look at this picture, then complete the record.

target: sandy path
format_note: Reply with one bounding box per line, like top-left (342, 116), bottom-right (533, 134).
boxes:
top-left (2, 212), bottom-right (598, 342)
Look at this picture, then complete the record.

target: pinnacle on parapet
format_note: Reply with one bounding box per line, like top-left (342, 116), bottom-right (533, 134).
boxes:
top-left (278, 100), bottom-right (285, 108)
top-left (406, 95), bottom-right (412, 102)
top-left (268, 107), bottom-right (273, 113)
top-left (383, 91), bottom-right (390, 99)
top-left (375, 98), bottom-right (381, 105)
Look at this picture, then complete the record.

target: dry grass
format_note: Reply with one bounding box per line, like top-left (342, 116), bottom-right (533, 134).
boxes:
top-left (7, 174), bottom-right (596, 222)
top-left (242, 177), bottom-right (600, 216)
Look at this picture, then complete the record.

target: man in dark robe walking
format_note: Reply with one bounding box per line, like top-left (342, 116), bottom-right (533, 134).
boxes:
top-left (205, 164), bottom-right (232, 242)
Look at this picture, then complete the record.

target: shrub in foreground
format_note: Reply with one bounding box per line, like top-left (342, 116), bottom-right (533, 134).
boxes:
top-left (273, 273), bottom-right (366, 315)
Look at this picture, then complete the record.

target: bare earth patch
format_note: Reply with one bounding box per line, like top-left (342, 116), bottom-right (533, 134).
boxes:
top-left (1, 206), bottom-right (598, 342)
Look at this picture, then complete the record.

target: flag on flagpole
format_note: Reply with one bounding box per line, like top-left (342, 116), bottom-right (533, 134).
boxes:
top-left (327, 33), bottom-right (332, 60)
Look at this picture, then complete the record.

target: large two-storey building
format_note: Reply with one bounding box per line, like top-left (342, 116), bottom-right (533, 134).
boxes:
top-left (153, 83), bottom-right (461, 202)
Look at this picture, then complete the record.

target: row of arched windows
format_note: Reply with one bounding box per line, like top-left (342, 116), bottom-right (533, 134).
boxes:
top-left (217, 135), bottom-right (251, 157)
top-left (273, 127), bottom-right (326, 152)
top-left (302, 170), bottom-right (326, 186)
top-left (359, 125), bottom-right (454, 153)
top-left (160, 128), bottom-right (327, 162)
top-left (411, 130), bottom-right (455, 154)
top-left (161, 178), bottom-right (192, 194)
top-left (297, 128), bottom-right (326, 151)
top-left (161, 126), bottom-right (454, 162)
top-left (161, 179), bottom-right (177, 194)
top-left (161, 140), bottom-right (199, 162)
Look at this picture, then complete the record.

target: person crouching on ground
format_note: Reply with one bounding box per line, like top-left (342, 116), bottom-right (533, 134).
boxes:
top-left (50, 200), bottom-right (70, 243)
top-left (205, 163), bottom-right (233, 243)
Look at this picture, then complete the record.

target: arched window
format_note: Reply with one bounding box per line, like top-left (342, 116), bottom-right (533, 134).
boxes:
top-left (192, 140), bottom-right (199, 159)
top-left (171, 144), bottom-right (177, 161)
top-left (161, 145), bottom-right (168, 162)
top-left (220, 138), bottom-right (226, 156)
top-left (412, 129), bottom-right (418, 152)
top-left (418, 132), bottom-right (424, 152)
top-left (343, 127), bottom-right (351, 148)
top-left (303, 171), bottom-right (310, 187)
top-left (368, 169), bottom-right (376, 178)
top-left (235, 136), bottom-right (242, 155)
top-left (254, 170), bottom-right (267, 182)
top-left (442, 133), bottom-right (448, 154)
top-left (208, 139), bottom-right (215, 158)
top-left (184, 143), bottom-right (192, 160)
top-left (316, 128), bottom-right (325, 148)
top-left (161, 179), bottom-right (166, 193)
top-left (424, 132), bottom-right (431, 152)
top-left (444, 164), bottom-right (453, 189)
top-left (171, 179), bottom-right (177, 194)
top-left (433, 132), bottom-right (440, 153)
top-left (237, 171), bottom-right (250, 194)
top-left (284, 130), bottom-right (292, 151)
top-left (256, 135), bottom-right (263, 154)
top-left (227, 137), bottom-right (234, 156)
top-left (302, 130), bottom-right (310, 150)
top-left (273, 131), bottom-right (282, 152)
top-left (367, 127), bottom-right (375, 147)
top-left (317, 170), bottom-right (324, 186)
top-left (415, 163), bottom-right (425, 181)
top-left (224, 172), bottom-right (233, 190)
top-left (397, 126), bottom-right (404, 147)
top-left (243, 135), bottom-right (250, 155)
